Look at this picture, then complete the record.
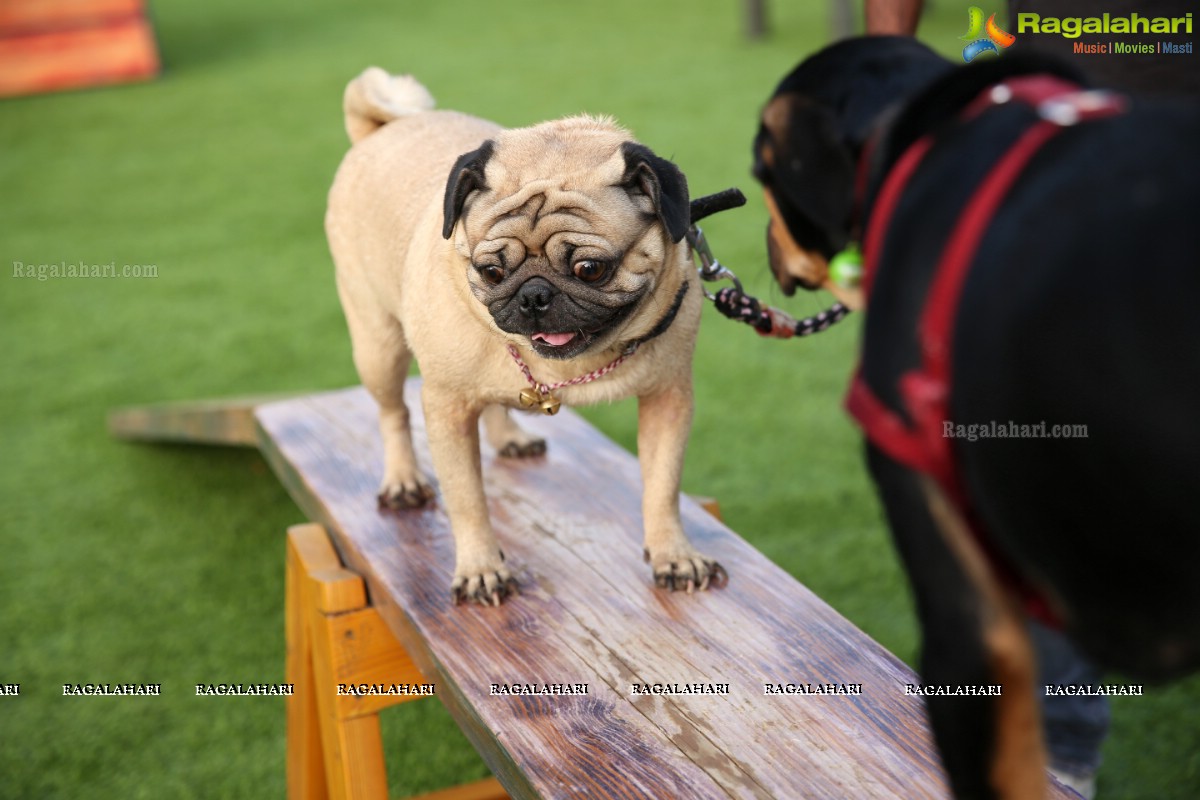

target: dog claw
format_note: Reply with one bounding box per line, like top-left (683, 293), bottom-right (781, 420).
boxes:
top-left (650, 555), bottom-right (727, 594)
top-left (450, 570), bottom-right (519, 607)
top-left (377, 481), bottom-right (435, 510)
top-left (498, 439), bottom-right (547, 459)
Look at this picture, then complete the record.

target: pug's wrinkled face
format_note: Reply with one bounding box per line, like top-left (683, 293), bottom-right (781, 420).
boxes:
top-left (442, 117), bottom-right (690, 359)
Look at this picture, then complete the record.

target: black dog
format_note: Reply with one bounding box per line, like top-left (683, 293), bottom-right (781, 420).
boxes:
top-left (753, 36), bottom-right (1200, 799)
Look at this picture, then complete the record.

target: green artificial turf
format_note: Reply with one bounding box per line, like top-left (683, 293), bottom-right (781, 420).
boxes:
top-left (1, 0), bottom-right (1196, 797)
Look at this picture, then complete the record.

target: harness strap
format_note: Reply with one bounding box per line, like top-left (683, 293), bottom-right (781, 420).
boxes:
top-left (905, 120), bottom-right (1062, 496)
top-left (844, 130), bottom-right (938, 474)
top-left (859, 136), bottom-right (935, 301)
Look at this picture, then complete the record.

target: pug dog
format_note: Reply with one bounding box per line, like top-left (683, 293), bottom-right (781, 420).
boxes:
top-left (326, 68), bottom-right (726, 606)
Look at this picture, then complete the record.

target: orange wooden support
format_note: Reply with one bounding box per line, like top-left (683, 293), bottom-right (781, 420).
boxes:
top-left (285, 523), bottom-right (508, 800)
top-left (0, 0), bottom-right (160, 98)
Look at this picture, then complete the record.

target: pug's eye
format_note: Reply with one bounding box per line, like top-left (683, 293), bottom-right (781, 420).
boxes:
top-left (573, 259), bottom-right (607, 283)
top-left (477, 264), bottom-right (506, 285)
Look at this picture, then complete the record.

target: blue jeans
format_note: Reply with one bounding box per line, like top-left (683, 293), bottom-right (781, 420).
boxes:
top-left (1031, 620), bottom-right (1111, 774)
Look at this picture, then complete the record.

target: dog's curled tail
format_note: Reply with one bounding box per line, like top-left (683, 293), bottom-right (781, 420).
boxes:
top-left (343, 67), bottom-right (435, 144)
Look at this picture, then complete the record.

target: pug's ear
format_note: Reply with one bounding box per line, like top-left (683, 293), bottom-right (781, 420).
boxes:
top-left (619, 142), bottom-right (690, 243)
top-left (442, 140), bottom-right (494, 239)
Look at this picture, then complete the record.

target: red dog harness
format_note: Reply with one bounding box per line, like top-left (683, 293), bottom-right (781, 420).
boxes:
top-left (845, 75), bottom-right (1127, 625)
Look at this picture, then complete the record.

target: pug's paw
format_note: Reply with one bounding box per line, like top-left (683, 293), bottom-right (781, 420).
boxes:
top-left (644, 546), bottom-right (728, 593)
top-left (497, 435), bottom-right (547, 459)
top-left (451, 560), bottom-right (519, 607)
top-left (482, 406), bottom-right (547, 459)
top-left (377, 474), bottom-right (435, 510)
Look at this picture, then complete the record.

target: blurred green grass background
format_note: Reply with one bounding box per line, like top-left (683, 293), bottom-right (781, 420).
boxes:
top-left (1, 0), bottom-right (1196, 797)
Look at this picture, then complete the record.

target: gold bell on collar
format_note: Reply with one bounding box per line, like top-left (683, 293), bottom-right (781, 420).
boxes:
top-left (519, 387), bottom-right (561, 416)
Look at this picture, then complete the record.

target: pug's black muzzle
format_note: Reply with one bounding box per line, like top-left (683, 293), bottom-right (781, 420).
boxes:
top-left (516, 277), bottom-right (556, 318)
top-left (489, 276), bottom-right (641, 360)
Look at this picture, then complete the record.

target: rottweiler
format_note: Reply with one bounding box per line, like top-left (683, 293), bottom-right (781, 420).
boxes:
top-left (752, 36), bottom-right (1200, 799)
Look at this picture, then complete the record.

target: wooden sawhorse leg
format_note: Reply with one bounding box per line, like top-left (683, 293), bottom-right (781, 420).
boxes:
top-left (285, 523), bottom-right (508, 800)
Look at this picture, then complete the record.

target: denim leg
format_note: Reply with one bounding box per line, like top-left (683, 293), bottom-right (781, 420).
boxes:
top-left (1031, 620), bottom-right (1111, 774)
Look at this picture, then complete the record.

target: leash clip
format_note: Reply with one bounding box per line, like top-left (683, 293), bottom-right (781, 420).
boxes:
top-left (687, 224), bottom-right (743, 299)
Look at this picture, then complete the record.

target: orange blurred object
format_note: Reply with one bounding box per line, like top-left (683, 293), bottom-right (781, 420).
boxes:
top-left (0, 0), bottom-right (160, 98)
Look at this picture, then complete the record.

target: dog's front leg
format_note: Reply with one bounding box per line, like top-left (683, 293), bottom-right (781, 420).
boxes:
top-left (637, 383), bottom-right (726, 592)
top-left (421, 385), bottom-right (516, 606)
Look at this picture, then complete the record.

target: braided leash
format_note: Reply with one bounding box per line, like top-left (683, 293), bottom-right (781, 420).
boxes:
top-left (711, 288), bottom-right (851, 338)
top-left (687, 189), bottom-right (853, 340)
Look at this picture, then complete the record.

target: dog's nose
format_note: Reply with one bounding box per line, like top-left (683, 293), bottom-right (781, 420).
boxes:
top-left (516, 278), bottom-right (557, 318)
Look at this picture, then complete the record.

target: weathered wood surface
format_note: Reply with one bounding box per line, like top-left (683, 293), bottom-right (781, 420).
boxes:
top-left (108, 392), bottom-right (307, 446)
top-left (256, 384), bottom-right (987, 800)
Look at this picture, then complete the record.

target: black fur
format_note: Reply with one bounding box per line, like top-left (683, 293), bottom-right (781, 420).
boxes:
top-left (752, 37), bottom-right (952, 257)
top-left (619, 142), bottom-right (691, 243)
top-left (442, 140), bottom-right (495, 239)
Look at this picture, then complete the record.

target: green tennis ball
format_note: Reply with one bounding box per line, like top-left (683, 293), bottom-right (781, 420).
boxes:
top-left (829, 245), bottom-right (863, 289)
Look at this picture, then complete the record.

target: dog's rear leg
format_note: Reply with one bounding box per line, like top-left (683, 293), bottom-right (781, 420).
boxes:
top-left (337, 278), bottom-right (433, 509)
top-left (867, 445), bottom-right (1045, 800)
top-left (481, 405), bottom-right (546, 458)
top-left (919, 473), bottom-right (1046, 800)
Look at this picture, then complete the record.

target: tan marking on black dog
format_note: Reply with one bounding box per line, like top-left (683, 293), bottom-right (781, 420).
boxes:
top-left (761, 186), bottom-right (828, 294)
top-left (920, 476), bottom-right (1047, 800)
top-left (761, 93), bottom-right (795, 144)
top-left (756, 94), bottom-right (864, 310)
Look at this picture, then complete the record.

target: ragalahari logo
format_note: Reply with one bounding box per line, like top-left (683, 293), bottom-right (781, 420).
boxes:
top-left (961, 6), bottom-right (1016, 61)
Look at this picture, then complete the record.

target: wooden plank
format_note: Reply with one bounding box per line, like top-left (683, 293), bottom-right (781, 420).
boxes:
top-left (108, 393), bottom-right (308, 447)
top-left (255, 384), bottom-right (1073, 799)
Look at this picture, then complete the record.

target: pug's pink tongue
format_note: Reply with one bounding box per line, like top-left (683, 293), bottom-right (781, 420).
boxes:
top-left (532, 332), bottom-right (576, 347)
